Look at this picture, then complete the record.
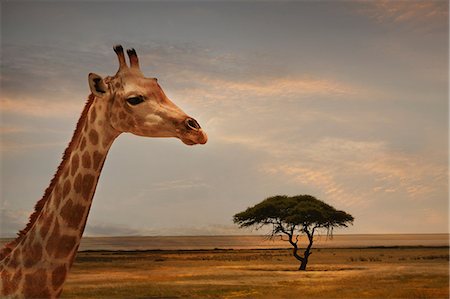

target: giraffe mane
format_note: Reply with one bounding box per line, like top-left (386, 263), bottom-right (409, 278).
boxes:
top-left (0, 94), bottom-right (96, 261)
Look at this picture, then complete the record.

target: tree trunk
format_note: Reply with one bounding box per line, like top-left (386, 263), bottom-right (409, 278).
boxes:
top-left (287, 233), bottom-right (304, 264)
top-left (299, 259), bottom-right (308, 270)
top-left (298, 233), bottom-right (313, 271)
top-left (284, 227), bottom-right (315, 271)
top-left (298, 249), bottom-right (310, 270)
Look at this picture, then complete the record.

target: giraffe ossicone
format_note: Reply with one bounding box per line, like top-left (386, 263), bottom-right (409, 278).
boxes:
top-left (0, 45), bottom-right (207, 298)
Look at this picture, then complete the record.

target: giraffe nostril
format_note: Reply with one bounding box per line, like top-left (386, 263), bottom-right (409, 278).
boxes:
top-left (185, 118), bottom-right (201, 130)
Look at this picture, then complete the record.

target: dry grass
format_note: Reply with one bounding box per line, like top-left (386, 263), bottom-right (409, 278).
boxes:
top-left (62, 247), bottom-right (449, 298)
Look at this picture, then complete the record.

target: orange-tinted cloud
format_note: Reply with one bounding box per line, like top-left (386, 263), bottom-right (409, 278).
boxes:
top-left (0, 126), bottom-right (26, 134)
top-left (225, 134), bottom-right (447, 208)
top-left (356, 0), bottom-right (448, 29)
top-left (0, 97), bottom-right (82, 118)
top-left (172, 73), bottom-right (361, 108)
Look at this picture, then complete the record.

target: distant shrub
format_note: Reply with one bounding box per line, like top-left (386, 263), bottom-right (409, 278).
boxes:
top-left (412, 255), bottom-right (449, 261)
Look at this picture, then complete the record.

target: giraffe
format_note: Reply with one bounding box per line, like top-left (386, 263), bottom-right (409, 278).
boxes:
top-left (0, 45), bottom-right (207, 298)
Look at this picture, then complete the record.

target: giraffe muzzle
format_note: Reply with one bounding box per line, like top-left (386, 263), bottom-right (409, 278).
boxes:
top-left (181, 117), bottom-right (207, 145)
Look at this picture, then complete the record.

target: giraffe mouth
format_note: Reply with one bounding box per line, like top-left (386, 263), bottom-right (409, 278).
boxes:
top-left (180, 129), bottom-right (208, 146)
top-left (179, 117), bottom-right (207, 146)
top-left (182, 139), bottom-right (196, 146)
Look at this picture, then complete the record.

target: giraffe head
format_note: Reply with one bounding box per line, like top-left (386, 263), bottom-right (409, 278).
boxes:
top-left (88, 45), bottom-right (207, 145)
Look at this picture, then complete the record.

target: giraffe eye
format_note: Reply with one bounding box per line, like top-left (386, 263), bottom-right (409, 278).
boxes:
top-left (126, 96), bottom-right (144, 106)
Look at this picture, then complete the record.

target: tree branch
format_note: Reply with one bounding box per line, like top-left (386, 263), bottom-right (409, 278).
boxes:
top-left (287, 232), bottom-right (303, 262)
top-left (279, 234), bottom-right (289, 242)
top-left (303, 225), bottom-right (315, 259)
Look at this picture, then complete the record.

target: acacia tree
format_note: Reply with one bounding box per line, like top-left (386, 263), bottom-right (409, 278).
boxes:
top-left (233, 195), bottom-right (354, 270)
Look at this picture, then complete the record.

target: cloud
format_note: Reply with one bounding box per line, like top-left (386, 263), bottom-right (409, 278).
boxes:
top-left (106, 40), bottom-right (363, 102)
top-left (171, 75), bottom-right (361, 114)
top-left (0, 97), bottom-right (83, 118)
top-left (0, 126), bottom-right (27, 134)
top-left (0, 122), bottom-right (73, 154)
top-left (0, 40), bottom-right (366, 161)
top-left (259, 138), bottom-right (386, 208)
top-left (0, 208), bottom-right (31, 238)
top-left (263, 164), bottom-right (356, 206)
top-left (1, 43), bottom-right (101, 98)
top-left (356, 1), bottom-right (448, 31)
top-left (0, 140), bottom-right (66, 153)
top-left (223, 134), bottom-right (447, 209)
top-left (1, 41), bottom-right (361, 121)
top-left (155, 224), bottom-right (247, 236)
top-left (195, 76), bottom-right (357, 98)
top-left (150, 45), bottom-right (363, 104)
top-left (421, 208), bottom-right (448, 227)
top-left (151, 178), bottom-right (210, 191)
top-left (361, 150), bottom-right (447, 199)
top-left (83, 222), bottom-right (248, 237)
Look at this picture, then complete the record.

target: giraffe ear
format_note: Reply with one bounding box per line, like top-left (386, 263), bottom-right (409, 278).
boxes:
top-left (88, 73), bottom-right (108, 96)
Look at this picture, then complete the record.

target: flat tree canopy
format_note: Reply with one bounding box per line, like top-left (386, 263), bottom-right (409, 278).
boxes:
top-left (233, 195), bottom-right (354, 270)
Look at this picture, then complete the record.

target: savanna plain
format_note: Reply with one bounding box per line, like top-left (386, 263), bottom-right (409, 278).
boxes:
top-left (60, 244), bottom-right (449, 298)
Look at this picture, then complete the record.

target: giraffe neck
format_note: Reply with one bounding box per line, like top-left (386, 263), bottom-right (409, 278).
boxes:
top-left (0, 94), bottom-right (120, 298)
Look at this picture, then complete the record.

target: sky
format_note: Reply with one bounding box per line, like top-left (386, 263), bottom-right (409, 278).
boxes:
top-left (0, 1), bottom-right (448, 237)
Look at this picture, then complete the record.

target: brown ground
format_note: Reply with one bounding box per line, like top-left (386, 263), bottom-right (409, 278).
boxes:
top-left (61, 247), bottom-right (449, 298)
